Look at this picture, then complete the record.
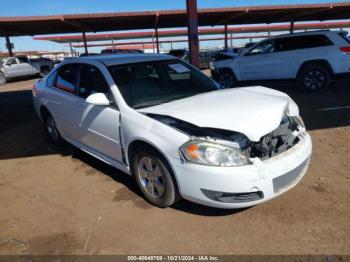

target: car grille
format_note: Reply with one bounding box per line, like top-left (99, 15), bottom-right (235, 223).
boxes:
top-left (272, 157), bottom-right (310, 193)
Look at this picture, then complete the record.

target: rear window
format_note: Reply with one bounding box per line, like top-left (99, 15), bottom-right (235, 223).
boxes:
top-left (338, 32), bottom-right (350, 44)
top-left (275, 34), bottom-right (333, 52)
top-left (55, 64), bottom-right (80, 94)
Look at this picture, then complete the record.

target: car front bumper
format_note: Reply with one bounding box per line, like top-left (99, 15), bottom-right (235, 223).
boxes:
top-left (170, 133), bottom-right (312, 209)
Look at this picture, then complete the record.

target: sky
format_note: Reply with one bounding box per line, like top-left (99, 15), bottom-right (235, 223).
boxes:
top-left (0, 0), bottom-right (348, 54)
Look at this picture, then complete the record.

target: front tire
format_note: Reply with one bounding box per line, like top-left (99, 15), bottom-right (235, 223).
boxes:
top-left (217, 70), bottom-right (236, 88)
top-left (0, 72), bottom-right (7, 85)
top-left (299, 64), bottom-right (331, 91)
top-left (132, 146), bottom-right (179, 208)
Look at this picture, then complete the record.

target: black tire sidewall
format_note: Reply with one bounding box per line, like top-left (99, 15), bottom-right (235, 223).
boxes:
top-left (43, 113), bottom-right (63, 145)
top-left (132, 147), bottom-right (178, 208)
top-left (299, 65), bottom-right (331, 91)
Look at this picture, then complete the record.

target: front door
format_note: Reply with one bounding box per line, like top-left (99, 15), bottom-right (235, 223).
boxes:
top-left (4, 58), bottom-right (20, 78)
top-left (238, 40), bottom-right (278, 81)
top-left (74, 64), bottom-right (123, 162)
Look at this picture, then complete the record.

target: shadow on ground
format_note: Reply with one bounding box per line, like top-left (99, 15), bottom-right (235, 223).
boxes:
top-left (0, 78), bottom-right (349, 215)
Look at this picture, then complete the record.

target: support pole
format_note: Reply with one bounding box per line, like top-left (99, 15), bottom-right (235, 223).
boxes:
top-left (230, 33), bottom-right (233, 48)
top-left (152, 34), bottom-right (155, 53)
top-left (69, 42), bottom-right (74, 57)
top-left (224, 23), bottom-right (228, 51)
top-left (5, 35), bottom-right (13, 57)
top-left (186, 0), bottom-right (199, 67)
top-left (155, 28), bottom-right (160, 54)
top-left (82, 32), bottom-right (88, 55)
top-left (290, 21), bottom-right (295, 34)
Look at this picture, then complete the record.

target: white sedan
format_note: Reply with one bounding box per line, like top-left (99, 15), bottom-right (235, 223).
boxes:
top-left (32, 54), bottom-right (312, 209)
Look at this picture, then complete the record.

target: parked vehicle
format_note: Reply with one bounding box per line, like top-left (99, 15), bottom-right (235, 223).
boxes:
top-left (210, 49), bottom-right (239, 71)
top-left (168, 49), bottom-right (212, 69)
top-left (101, 49), bottom-right (144, 54)
top-left (0, 56), bottom-right (54, 85)
top-left (32, 54), bottom-right (312, 209)
top-left (212, 31), bottom-right (350, 91)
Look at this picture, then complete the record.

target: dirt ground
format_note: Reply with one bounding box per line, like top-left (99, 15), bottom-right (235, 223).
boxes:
top-left (0, 76), bottom-right (349, 255)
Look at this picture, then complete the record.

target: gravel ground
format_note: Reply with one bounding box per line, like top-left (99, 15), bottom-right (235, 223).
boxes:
top-left (0, 76), bottom-right (349, 255)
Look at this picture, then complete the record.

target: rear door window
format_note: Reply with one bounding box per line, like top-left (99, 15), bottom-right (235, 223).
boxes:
top-left (78, 65), bottom-right (110, 99)
top-left (338, 32), bottom-right (350, 44)
top-left (275, 35), bottom-right (333, 52)
top-left (56, 64), bottom-right (80, 94)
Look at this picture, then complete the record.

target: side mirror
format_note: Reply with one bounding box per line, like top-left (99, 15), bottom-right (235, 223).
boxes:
top-left (85, 93), bottom-right (110, 106)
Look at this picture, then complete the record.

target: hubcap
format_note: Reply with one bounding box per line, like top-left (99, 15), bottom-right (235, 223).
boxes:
top-left (137, 156), bottom-right (165, 198)
top-left (0, 74), bottom-right (5, 85)
top-left (218, 73), bottom-right (235, 88)
top-left (46, 116), bottom-right (59, 141)
top-left (303, 70), bottom-right (325, 90)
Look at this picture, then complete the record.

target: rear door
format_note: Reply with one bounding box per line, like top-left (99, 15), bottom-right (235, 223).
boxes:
top-left (273, 35), bottom-right (334, 79)
top-left (47, 63), bottom-right (82, 139)
top-left (17, 57), bottom-right (35, 76)
top-left (73, 64), bottom-right (123, 162)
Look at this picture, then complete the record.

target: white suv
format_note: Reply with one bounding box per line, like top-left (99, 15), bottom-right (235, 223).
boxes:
top-left (212, 30), bottom-right (350, 91)
top-left (32, 54), bottom-right (312, 209)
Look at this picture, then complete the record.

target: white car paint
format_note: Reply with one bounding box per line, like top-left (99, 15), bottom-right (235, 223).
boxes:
top-left (139, 87), bottom-right (299, 142)
top-left (33, 54), bottom-right (312, 209)
top-left (213, 30), bottom-right (350, 82)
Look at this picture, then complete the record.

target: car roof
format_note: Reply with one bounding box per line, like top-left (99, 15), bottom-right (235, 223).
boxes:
top-left (69, 53), bottom-right (176, 66)
top-left (271, 30), bottom-right (344, 40)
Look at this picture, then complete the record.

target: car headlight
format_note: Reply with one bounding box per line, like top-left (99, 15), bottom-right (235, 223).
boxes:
top-left (180, 139), bottom-right (251, 167)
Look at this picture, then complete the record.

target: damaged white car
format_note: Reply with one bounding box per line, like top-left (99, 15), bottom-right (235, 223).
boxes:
top-left (32, 54), bottom-right (312, 209)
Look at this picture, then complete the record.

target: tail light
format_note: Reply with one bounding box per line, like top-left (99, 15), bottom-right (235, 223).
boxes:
top-left (339, 46), bottom-right (350, 53)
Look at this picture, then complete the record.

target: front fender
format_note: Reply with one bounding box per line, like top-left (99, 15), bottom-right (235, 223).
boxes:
top-left (121, 108), bottom-right (189, 178)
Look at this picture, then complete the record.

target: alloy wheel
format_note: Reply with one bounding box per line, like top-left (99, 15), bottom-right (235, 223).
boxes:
top-left (137, 156), bottom-right (165, 199)
top-left (218, 73), bottom-right (235, 88)
top-left (46, 116), bottom-right (60, 142)
top-left (303, 70), bottom-right (326, 90)
top-left (0, 73), bottom-right (6, 85)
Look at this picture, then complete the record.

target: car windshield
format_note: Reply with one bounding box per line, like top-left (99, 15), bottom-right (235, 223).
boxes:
top-left (109, 59), bottom-right (219, 109)
top-left (0, 58), bottom-right (4, 65)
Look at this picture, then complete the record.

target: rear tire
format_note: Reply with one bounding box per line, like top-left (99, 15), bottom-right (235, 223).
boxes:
top-left (0, 72), bottom-right (7, 85)
top-left (298, 64), bottom-right (331, 91)
top-left (43, 112), bottom-right (64, 145)
top-left (132, 146), bottom-right (180, 208)
top-left (217, 70), bottom-right (236, 88)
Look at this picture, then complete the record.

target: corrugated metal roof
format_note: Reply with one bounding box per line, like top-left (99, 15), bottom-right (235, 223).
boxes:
top-left (33, 21), bottom-right (350, 43)
top-left (1, 2), bottom-right (350, 37)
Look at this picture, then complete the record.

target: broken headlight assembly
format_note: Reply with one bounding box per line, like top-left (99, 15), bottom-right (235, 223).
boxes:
top-left (180, 139), bottom-right (251, 167)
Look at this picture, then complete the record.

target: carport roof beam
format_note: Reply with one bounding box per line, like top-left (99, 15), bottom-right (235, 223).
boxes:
top-left (32, 20), bottom-right (350, 44)
top-left (1, 2), bottom-right (350, 36)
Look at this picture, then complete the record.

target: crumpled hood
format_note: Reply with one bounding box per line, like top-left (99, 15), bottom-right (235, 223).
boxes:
top-left (139, 86), bottom-right (299, 142)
